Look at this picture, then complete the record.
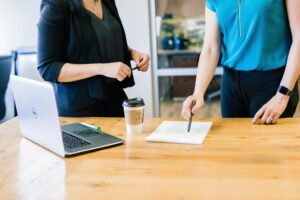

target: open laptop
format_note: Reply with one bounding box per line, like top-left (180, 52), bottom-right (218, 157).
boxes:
top-left (10, 75), bottom-right (124, 157)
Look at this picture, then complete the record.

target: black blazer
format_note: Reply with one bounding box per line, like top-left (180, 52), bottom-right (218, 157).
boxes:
top-left (37, 0), bottom-right (134, 111)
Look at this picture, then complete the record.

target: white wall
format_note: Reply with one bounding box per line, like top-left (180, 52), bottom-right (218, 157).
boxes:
top-left (0, 0), bottom-right (40, 122)
top-left (116, 0), bottom-right (154, 118)
top-left (0, 0), bottom-right (40, 54)
top-left (0, 0), bottom-right (154, 117)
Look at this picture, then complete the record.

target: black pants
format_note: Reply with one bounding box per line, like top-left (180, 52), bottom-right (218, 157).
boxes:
top-left (59, 90), bottom-right (127, 117)
top-left (221, 67), bottom-right (299, 118)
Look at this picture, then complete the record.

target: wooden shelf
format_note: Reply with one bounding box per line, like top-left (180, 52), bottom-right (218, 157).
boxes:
top-left (156, 67), bottom-right (223, 77)
top-left (158, 48), bottom-right (201, 56)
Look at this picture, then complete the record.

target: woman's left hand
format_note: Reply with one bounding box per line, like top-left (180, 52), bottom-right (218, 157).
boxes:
top-left (252, 93), bottom-right (290, 124)
top-left (131, 49), bottom-right (150, 72)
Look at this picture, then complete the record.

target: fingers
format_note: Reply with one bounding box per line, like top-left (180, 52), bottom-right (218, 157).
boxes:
top-left (266, 114), bottom-right (279, 124)
top-left (134, 56), bottom-right (141, 67)
top-left (181, 96), bottom-right (193, 120)
top-left (138, 62), bottom-right (150, 72)
top-left (120, 64), bottom-right (132, 77)
top-left (261, 110), bottom-right (271, 124)
top-left (134, 53), bottom-right (150, 72)
top-left (267, 112), bottom-right (280, 124)
top-left (192, 99), bottom-right (203, 115)
top-left (139, 55), bottom-right (149, 66)
top-left (115, 63), bottom-right (132, 81)
top-left (252, 94), bottom-right (289, 125)
top-left (271, 114), bottom-right (280, 124)
top-left (116, 70), bottom-right (127, 81)
top-left (262, 112), bottom-right (279, 125)
top-left (252, 106), bottom-right (265, 124)
top-left (181, 96), bottom-right (203, 120)
top-left (266, 114), bottom-right (276, 124)
top-left (138, 55), bottom-right (150, 72)
top-left (252, 106), bottom-right (279, 125)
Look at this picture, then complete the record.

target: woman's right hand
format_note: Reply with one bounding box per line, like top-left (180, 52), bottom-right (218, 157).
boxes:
top-left (98, 62), bottom-right (132, 81)
top-left (181, 95), bottom-right (205, 120)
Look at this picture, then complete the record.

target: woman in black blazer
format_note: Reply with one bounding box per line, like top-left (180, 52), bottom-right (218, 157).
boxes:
top-left (37, 0), bottom-right (150, 117)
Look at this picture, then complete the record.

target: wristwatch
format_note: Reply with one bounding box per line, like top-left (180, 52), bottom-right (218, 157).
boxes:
top-left (277, 86), bottom-right (292, 96)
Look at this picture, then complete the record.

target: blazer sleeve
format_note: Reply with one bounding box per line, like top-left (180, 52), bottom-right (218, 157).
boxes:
top-left (37, 0), bottom-right (67, 83)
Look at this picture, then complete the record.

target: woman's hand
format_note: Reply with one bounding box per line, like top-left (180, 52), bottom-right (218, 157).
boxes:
top-left (130, 49), bottom-right (150, 72)
top-left (181, 95), bottom-right (205, 120)
top-left (98, 62), bottom-right (132, 82)
top-left (252, 93), bottom-right (290, 124)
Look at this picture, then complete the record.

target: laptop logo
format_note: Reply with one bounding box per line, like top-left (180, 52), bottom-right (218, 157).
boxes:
top-left (31, 107), bottom-right (38, 119)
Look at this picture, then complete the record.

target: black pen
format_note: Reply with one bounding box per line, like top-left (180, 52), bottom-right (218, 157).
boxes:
top-left (187, 100), bottom-right (196, 133)
top-left (132, 66), bottom-right (140, 71)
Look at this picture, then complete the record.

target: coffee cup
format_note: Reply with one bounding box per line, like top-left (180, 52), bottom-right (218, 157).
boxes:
top-left (123, 98), bottom-right (145, 134)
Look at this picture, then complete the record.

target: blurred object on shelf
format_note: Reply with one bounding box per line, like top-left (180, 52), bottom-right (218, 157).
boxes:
top-left (162, 12), bottom-right (173, 20)
top-left (159, 17), bottom-right (205, 51)
top-left (186, 18), bottom-right (205, 48)
top-left (172, 55), bottom-right (199, 68)
top-left (161, 21), bottom-right (175, 33)
top-left (161, 36), bottom-right (175, 50)
top-left (174, 34), bottom-right (189, 50)
top-left (160, 13), bottom-right (175, 50)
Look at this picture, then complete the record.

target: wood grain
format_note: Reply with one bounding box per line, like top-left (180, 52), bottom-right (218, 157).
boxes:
top-left (1, 117), bottom-right (300, 200)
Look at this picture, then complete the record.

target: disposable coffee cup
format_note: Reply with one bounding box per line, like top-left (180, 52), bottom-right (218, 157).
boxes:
top-left (123, 98), bottom-right (145, 134)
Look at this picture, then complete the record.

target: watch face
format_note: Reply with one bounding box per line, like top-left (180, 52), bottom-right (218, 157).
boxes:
top-left (278, 86), bottom-right (292, 96)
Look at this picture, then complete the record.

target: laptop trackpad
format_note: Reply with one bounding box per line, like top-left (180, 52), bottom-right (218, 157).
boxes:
top-left (73, 129), bottom-right (100, 137)
top-left (61, 123), bottom-right (102, 138)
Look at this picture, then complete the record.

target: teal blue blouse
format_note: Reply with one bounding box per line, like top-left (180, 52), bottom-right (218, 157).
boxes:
top-left (206, 0), bottom-right (292, 71)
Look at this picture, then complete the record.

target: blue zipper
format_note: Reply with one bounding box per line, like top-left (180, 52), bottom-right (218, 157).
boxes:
top-left (238, 0), bottom-right (242, 37)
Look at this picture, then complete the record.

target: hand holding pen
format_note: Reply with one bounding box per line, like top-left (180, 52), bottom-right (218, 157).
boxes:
top-left (130, 49), bottom-right (150, 72)
top-left (131, 66), bottom-right (140, 71)
top-left (187, 100), bottom-right (196, 133)
top-left (181, 96), bottom-right (205, 120)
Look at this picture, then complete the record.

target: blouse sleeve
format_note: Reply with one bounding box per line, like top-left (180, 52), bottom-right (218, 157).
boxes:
top-left (206, 0), bottom-right (217, 12)
top-left (37, 0), bottom-right (67, 83)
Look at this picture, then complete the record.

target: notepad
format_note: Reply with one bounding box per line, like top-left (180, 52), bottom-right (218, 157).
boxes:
top-left (145, 121), bottom-right (212, 145)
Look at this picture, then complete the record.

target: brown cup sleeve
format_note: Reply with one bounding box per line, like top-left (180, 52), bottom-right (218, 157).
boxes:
top-left (124, 109), bottom-right (144, 125)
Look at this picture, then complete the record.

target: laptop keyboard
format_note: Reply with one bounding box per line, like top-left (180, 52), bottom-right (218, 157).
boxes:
top-left (62, 132), bottom-right (91, 149)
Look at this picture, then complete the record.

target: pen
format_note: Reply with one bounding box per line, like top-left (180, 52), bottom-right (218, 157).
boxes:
top-left (131, 66), bottom-right (140, 71)
top-left (187, 100), bottom-right (196, 133)
top-left (81, 123), bottom-right (101, 131)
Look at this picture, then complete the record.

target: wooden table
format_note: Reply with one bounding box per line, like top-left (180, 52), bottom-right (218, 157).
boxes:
top-left (1, 118), bottom-right (300, 200)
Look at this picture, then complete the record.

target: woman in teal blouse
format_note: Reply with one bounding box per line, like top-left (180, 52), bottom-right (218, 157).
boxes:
top-left (182, 0), bottom-right (300, 124)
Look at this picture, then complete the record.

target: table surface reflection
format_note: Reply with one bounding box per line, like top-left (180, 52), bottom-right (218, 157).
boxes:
top-left (1, 117), bottom-right (300, 200)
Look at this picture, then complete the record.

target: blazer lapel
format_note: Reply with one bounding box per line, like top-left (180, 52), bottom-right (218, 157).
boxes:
top-left (102, 0), bottom-right (122, 24)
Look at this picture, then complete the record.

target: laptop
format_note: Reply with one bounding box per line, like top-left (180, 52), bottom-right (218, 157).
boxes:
top-left (10, 75), bottom-right (124, 157)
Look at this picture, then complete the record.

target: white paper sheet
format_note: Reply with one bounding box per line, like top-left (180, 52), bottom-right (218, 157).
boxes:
top-left (145, 121), bottom-right (212, 145)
